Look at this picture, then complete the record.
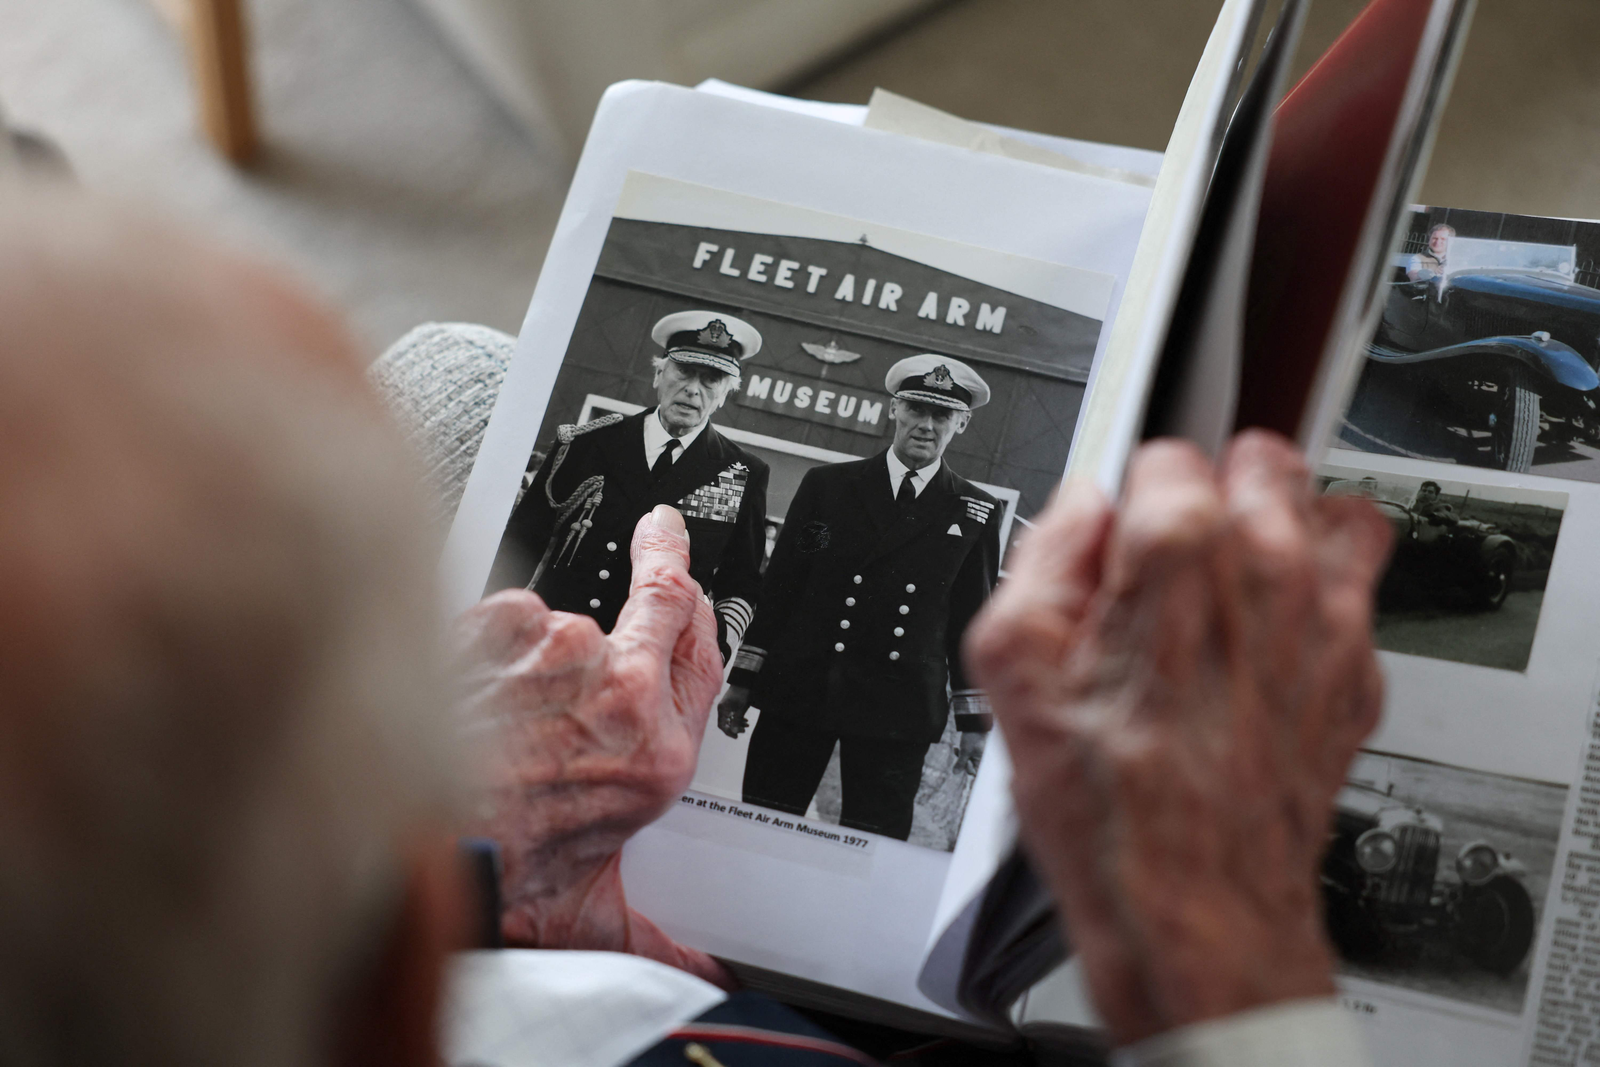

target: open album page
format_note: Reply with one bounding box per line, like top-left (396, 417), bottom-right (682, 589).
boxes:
top-left (1314, 206), bottom-right (1600, 1067)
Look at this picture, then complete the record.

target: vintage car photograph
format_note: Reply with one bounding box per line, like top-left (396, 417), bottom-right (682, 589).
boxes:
top-left (1319, 468), bottom-right (1567, 672)
top-left (1339, 208), bottom-right (1600, 482)
top-left (1324, 751), bottom-right (1565, 1014)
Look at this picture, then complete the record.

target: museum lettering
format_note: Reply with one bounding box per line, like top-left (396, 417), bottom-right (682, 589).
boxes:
top-left (692, 241), bottom-right (1007, 337)
top-left (737, 371), bottom-right (885, 437)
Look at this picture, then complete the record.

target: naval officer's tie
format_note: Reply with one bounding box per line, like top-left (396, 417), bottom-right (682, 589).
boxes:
top-left (896, 470), bottom-right (916, 512)
top-left (651, 438), bottom-right (680, 483)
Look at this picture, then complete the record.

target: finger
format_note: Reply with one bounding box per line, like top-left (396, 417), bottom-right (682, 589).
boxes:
top-left (1004, 478), bottom-right (1114, 620)
top-left (1104, 439), bottom-right (1224, 597)
top-left (964, 479), bottom-right (1112, 692)
top-left (1219, 431), bottom-right (1316, 620)
top-left (1302, 499), bottom-right (1390, 785)
top-left (624, 907), bottom-right (740, 991)
top-left (611, 506), bottom-right (703, 660)
top-left (1220, 430), bottom-right (1313, 524)
top-left (670, 592), bottom-right (724, 730)
top-left (1095, 441), bottom-right (1224, 715)
top-left (451, 589), bottom-right (552, 665)
top-left (1312, 494), bottom-right (1394, 596)
top-left (1217, 435), bottom-right (1319, 722)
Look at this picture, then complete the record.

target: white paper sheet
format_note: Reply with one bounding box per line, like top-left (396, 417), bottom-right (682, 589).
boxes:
top-left (444, 950), bottom-right (726, 1067)
top-left (692, 79), bottom-right (1164, 181)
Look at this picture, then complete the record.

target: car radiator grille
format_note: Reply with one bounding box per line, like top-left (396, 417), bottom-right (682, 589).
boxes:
top-left (1456, 307), bottom-right (1536, 344)
top-left (1374, 826), bottom-right (1440, 909)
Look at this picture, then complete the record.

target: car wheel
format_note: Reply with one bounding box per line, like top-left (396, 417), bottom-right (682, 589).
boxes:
top-left (1477, 546), bottom-right (1515, 610)
top-left (1490, 366), bottom-right (1540, 472)
top-left (1453, 876), bottom-right (1535, 974)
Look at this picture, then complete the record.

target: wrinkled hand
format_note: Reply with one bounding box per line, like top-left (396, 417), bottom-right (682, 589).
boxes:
top-left (452, 505), bottom-right (731, 987)
top-left (954, 731), bottom-right (986, 776)
top-left (965, 433), bottom-right (1392, 1046)
top-left (717, 685), bottom-right (752, 739)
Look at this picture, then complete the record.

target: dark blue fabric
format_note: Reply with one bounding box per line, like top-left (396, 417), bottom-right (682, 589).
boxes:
top-left (624, 992), bottom-right (871, 1067)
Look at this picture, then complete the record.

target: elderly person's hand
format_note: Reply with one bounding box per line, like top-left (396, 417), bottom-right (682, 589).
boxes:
top-left (452, 504), bottom-right (731, 987)
top-left (965, 432), bottom-right (1392, 1047)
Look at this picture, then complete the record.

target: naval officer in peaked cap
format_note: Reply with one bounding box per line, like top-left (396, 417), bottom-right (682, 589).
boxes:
top-left (488, 310), bottom-right (770, 660)
top-left (721, 354), bottom-right (1001, 841)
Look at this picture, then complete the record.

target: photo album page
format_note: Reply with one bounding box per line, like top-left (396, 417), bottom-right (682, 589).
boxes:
top-left (1309, 206), bottom-right (1600, 1067)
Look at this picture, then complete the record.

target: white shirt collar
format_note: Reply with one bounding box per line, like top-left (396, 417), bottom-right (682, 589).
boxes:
top-left (886, 449), bottom-right (940, 498)
top-left (643, 407), bottom-right (709, 466)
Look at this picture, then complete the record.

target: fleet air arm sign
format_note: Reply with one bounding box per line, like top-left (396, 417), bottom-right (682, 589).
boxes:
top-left (593, 219), bottom-right (1102, 382)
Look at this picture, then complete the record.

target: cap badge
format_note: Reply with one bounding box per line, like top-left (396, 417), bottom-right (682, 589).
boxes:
top-left (927, 364), bottom-right (954, 390)
top-left (696, 319), bottom-right (734, 350)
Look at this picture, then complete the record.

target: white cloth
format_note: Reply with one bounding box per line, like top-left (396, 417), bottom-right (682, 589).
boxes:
top-left (444, 950), bottom-right (727, 1067)
top-left (643, 407), bottom-right (708, 468)
top-left (1111, 998), bottom-right (1372, 1067)
top-left (445, 952), bottom-right (1365, 1067)
top-left (885, 450), bottom-right (940, 499)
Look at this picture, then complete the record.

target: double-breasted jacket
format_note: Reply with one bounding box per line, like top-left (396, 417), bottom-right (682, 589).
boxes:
top-left (491, 408), bottom-right (769, 656)
top-left (728, 450), bottom-right (1000, 743)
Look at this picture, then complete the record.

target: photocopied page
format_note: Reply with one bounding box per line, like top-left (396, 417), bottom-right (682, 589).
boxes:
top-left (1310, 206), bottom-right (1600, 1067)
top-left (443, 81), bottom-right (1154, 1015)
top-left (690, 79), bottom-right (1166, 182)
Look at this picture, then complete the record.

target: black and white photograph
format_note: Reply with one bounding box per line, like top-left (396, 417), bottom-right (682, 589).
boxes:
top-left (1339, 207), bottom-right (1600, 480)
top-left (1325, 750), bottom-right (1565, 1015)
top-left (485, 173), bottom-right (1113, 852)
top-left (1320, 467), bottom-right (1567, 672)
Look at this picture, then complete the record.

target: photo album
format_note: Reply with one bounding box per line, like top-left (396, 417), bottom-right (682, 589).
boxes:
top-left (443, 0), bottom-right (1600, 1063)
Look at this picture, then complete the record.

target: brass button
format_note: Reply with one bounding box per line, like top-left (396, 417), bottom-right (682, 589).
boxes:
top-left (894, 627), bottom-right (904, 637)
top-left (853, 575), bottom-right (862, 584)
top-left (606, 541), bottom-right (618, 552)
top-left (598, 569), bottom-right (610, 580)
top-left (839, 620), bottom-right (850, 629)
top-left (889, 651), bottom-right (900, 661)
top-left (905, 584), bottom-right (916, 593)
top-left (589, 598), bottom-right (602, 609)
top-left (898, 605), bottom-right (910, 615)
top-left (845, 597), bottom-right (856, 606)
top-left (834, 642), bottom-right (846, 652)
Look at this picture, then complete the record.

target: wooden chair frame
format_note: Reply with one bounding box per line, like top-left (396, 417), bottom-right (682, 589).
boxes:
top-left (149, 0), bottom-right (258, 163)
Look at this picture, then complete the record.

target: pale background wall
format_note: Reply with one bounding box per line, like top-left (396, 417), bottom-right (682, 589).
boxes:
top-left (797, 0), bottom-right (1600, 220)
top-left (1, 0), bottom-right (1596, 351)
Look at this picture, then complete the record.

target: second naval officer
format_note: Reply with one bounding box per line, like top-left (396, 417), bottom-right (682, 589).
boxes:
top-left (720, 354), bottom-right (1000, 840)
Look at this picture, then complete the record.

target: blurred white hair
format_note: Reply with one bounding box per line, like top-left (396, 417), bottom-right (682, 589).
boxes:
top-left (0, 193), bottom-right (462, 1067)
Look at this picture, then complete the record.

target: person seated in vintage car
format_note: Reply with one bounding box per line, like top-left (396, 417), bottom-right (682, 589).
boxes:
top-left (1411, 479), bottom-right (1458, 543)
top-left (1407, 222), bottom-right (1455, 285)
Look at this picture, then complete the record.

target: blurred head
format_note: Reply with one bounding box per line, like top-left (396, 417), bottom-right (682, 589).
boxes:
top-left (0, 191), bottom-right (462, 1067)
top-left (650, 356), bottom-right (736, 436)
top-left (889, 398), bottom-right (970, 469)
top-left (1428, 223), bottom-right (1455, 256)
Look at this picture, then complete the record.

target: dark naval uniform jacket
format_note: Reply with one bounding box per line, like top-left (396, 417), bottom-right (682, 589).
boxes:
top-left (490, 408), bottom-right (769, 657)
top-left (728, 450), bottom-right (1000, 743)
